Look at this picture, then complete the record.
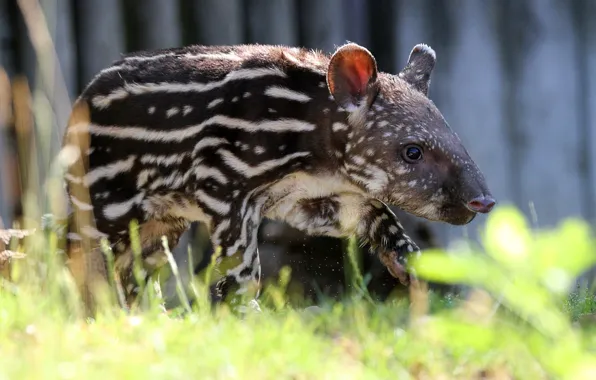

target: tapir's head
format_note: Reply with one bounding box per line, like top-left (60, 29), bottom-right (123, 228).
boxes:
top-left (327, 42), bottom-right (495, 225)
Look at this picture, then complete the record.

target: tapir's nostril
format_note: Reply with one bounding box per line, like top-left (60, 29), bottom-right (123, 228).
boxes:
top-left (467, 196), bottom-right (496, 214)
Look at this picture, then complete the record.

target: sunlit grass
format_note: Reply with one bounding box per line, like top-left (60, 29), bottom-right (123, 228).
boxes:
top-left (1, 204), bottom-right (596, 379)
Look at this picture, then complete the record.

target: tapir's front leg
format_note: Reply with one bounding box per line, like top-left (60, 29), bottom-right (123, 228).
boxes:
top-left (271, 193), bottom-right (421, 285)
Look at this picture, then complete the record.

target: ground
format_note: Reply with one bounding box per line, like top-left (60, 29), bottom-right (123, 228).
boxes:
top-left (1, 206), bottom-right (596, 379)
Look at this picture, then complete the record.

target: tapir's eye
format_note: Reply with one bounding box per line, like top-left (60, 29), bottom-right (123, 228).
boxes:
top-left (402, 144), bottom-right (423, 163)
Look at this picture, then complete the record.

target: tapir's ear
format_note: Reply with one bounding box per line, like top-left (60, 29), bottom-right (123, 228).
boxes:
top-left (327, 43), bottom-right (378, 111)
top-left (398, 43), bottom-right (436, 96)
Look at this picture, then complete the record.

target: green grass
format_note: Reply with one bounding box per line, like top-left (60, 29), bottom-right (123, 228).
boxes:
top-left (1, 206), bottom-right (596, 379)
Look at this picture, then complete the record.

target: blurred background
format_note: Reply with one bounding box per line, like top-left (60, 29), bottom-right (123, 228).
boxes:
top-left (0, 0), bottom-right (595, 306)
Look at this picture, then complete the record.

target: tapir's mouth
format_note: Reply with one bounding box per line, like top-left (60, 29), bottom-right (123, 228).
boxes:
top-left (437, 203), bottom-right (477, 226)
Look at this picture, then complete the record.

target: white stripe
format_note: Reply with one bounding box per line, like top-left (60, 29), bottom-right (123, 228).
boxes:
top-left (137, 169), bottom-right (156, 188)
top-left (81, 225), bottom-right (108, 239)
top-left (193, 137), bottom-right (228, 156)
top-left (123, 52), bottom-right (243, 63)
top-left (218, 150), bottom-right (310, 178)
top-left (103, 192), bottom-right (145, 220)
top-left (149, 170), bottom-right (189, 191)
top-left (124, 53), bottom-right (177, 62)
top-left (84, 156), bottom-right (136, 187)
top-left (92, 67), bottom-right (287, 108)
top-left (184, 52), bottom-right (243, 61)
top-left (67, 232), bottom-right (82, 241)
top-left (70, 195), bottom-right (93, 211)
top-left (193, 165), bottom-right (228, 184)
top-left (140, 153), bottom-right (188, 166)
top-left (99, 52), bottom-right (244, 77)
top-left (212, 219), bottom-right (231, 246)
top-left (195, 190), bottom-right (230, 215)
top-left (64, 173), bottom-right (82, 184)
top-left (264, 86), bottom-right (311, 102)
top-left (69, 116), bottom-right (316, 142)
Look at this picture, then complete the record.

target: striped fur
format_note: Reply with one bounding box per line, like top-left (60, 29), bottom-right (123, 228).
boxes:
top-left (59, 42), bottom-right (494, 314)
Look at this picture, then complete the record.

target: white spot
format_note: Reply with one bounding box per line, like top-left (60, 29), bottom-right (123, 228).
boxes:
top-left (332, 122), bottom-right (349, 132)
top-left (352, 156), bottom-right (366, 166)
top-left (207, 98), bottom-right (223, 109)
top-left (183, 105), bottom-right (193, 116)
top-left (166, 107), bottom-right (179, 118)
top-left (243, 92), bottom-right (251, 98)
top-left (148, 106), bottom-right (155, 114)
top-left (254, 146), bottom-right (265, 155)
top-left (232, 96), bottom-right (239, 102)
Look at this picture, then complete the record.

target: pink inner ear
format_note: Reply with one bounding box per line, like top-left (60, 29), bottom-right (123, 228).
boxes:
top-left (342, 59), bottom-right (372, 97)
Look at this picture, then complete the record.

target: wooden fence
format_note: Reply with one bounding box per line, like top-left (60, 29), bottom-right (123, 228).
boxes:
top-left (1, 0), bottom-right (596, 303)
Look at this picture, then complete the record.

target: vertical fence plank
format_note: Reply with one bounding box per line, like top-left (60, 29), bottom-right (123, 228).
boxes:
top-left (0, 0), bottom-right (14, 226)
top-left (434, 0), bottom-right (510, 246)
top-left (37, 0), bottom-right (76, 158)
top-left (515, 0), bottom-right (584, 228)
top-left (579, 0), bottom-right (596, 227)
top-left (577, 0), bottom-right (596, 286)
top-left (299, 0), bottom-right (345, 52)
top-left (0, 0), bottom-right (14, 75)
top-left (194, 0), bottom-right (244, 45)
top-left (341, 0), bottom-right (368, 46)
top-left (41, 0), bottom-right (76, 101)
top-left (394, 0), bottom-right (432, 71)
top-left (137, 0), bottom-right (182, 49)
top-left (76, 0), bottom-right (125, 85)
top-left (245, 0), bottom-right (298, 45)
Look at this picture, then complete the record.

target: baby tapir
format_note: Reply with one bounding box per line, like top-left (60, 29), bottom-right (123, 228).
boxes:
top-left (60, 42), bottom-right (495, 314)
